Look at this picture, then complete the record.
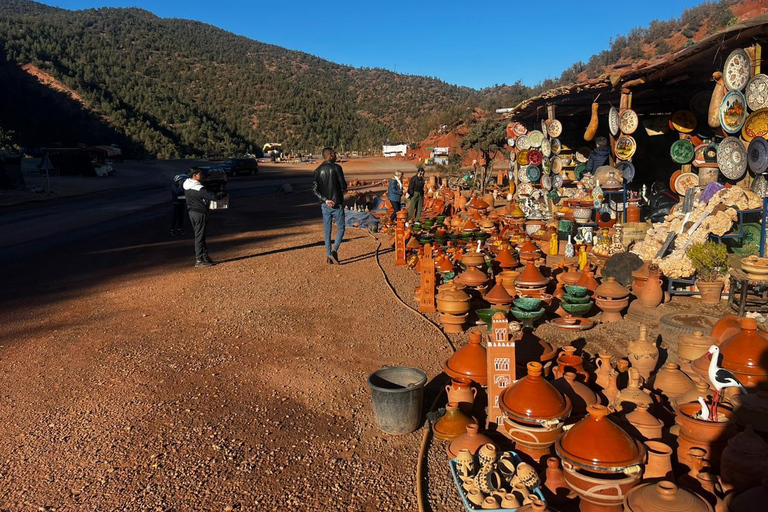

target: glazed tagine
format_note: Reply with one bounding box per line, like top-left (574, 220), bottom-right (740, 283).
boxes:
top-left (499, 362), bottom-right (571, 459)
top-left (515, 262), bottom-right (550, 297)
top-left (716, 317), bottom-right (768, 389)
top-left (444, 332), bottom-right (488, 385)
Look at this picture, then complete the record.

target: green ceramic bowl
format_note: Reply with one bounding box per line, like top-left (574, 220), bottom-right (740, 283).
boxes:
top-left (562, 294), bottom-right (591, 304)
top-left (510, 307), bottom-right (545, 320)
top-left (412, 222), bottom-right (422, 233)
top-left (561, 301), bottom-right (593, 316)
top-left (460, 232), bottom-right (473, 240)
top-left (564, 285), bottom-right (588, 297)
top-left (436, 216), bottom-right (447, 225)
top-left (476, 308), bottom-right (508, 325)
top-left (513, 297), bottom-right (542, 311)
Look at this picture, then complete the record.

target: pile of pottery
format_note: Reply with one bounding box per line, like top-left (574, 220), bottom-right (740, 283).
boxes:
top-left (510, 297), bottom-right (545, 329)
top-left (594, 277), bottom-right (630, 322)
top-left (559, 285), bottom-right (593, 318)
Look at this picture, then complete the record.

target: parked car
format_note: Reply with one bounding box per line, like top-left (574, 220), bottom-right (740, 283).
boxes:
top-left (214, 157), bottom-right (259, 177)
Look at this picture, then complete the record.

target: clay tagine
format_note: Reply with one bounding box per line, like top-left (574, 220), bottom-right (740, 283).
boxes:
top-left (461, 250), bottom-right (485, 268)
top-left (678, 331), bottom-right (717, 363)
top-left (515, 262), bottom-right (550, 287)
top-left (444, 331), bottom-right (488, 385)
top-left (717, 317), bottom-right (768, 389)
top-left (495, 244), bottom-right (518, 269)
top-left (455, 266), bottom-right (489, 288)
top-left (595, 276), bottom-right (630, 322)
top-left (483, 276), bottom-right (514, 310)
top-left (623, 481), bottom-right (713, 512)
top-left (433, 402), bottom-right (477, 441)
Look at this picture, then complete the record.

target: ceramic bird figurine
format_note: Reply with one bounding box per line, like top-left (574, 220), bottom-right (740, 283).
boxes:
top-left (707, 345), bottom-right (747, 420)
top-left (696, 396), bottom-right (710, 421)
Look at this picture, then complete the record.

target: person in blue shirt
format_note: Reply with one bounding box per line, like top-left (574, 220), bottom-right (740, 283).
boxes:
top-left (387, 170), bottom-right (404, 222)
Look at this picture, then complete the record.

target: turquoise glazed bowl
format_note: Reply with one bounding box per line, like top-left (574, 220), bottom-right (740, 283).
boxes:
top-left (561, 301), bottom-right (593, 316)
top-left (513, 297), bottom-right (543, 311)
top-left (562, 294), bottom-right (591, 304)
top-left (564, 285), bottom-right (588, 297)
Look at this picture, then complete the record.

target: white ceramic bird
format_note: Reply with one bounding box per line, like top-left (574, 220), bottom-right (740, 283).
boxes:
top-left (696, 396), bottom-right (710, 421)
top-left (706, 345), bottom-right (747, 420)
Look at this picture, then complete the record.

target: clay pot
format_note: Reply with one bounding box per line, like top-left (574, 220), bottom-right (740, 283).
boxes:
top-left (440, 312), bottom-right (468, 334)
top-left (559, 266), bottom-right (583, 286)
top-left (446, 378), bottom-right (477, 409)
top-left (696, 280), bottom-right (725, 305)
top-left (594, 351), bottom-right (613, 390)
top-left (642, 441), bottom-right (674, 482)
top-left (596, 296), bottom-right (629, 322)
top-left (710, 314), bottom-right (742, 343)
top-left (553, 372), bottom-right (599, 420)
top-left (628, 325), bottom-right (658, 381)
top-left (553, 350), bottom-right (589, 382)
top-left (637, 269), bottom-right (663, 308)
top-left (602, 371), bottom-right (620, 405)
top-left (446, 423), bottom-right (495, 458)
top-left (678, 331), bottom-right (718, 363)
top-left (673, 379), bottom-right (712, 409)
top-left (595, 276), bottom-right (630, 300)
top-left (544, 456), bottom-right (574, 498)
top-left (626, 201), bottom-right (641, 223)
top-left (515, 262), bottom-right (550, 287)
top-left (676, 402), bottom-right (736, 471)
top-left (498, 270), bottom-right (521, 295)
top-left (626, 403), bottom-right (663, 440)
top-left (577, 271), bottom-right (600, 292)
top-left (495, 245), bottom-right (518, 269)
top-left (624, 481), bottom-right (713, 512)
top-left (632, 262), bottom-right (650, 294)
top-left (613, 367), bottom-right (653, 412)
top-left (720, 425), bottom-right (768, 492)
top-left (519, 238), bottom-right (540, 254)
top-left (718, 317), bottom-right (768, 389)
top-left (455, 266), bottom-right (490, 287)
top-left (483, 276), bottom-right (514, 310)
top-left (444, 331), bottom-right (488, 385)
top-left (461, 250), bottom-right (485, 268)
top-left (436, 284), bottom-right (472, 315)
top-left (433, 403), bottom-right (476, 441)
top-left (652, 362), bottom-right (694, 401)
top-left (515, 498), bottom-right (554, 512)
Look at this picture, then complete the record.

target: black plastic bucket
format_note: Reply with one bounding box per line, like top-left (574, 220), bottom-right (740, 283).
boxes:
top-left (367, 366), bottom-right (427, 434)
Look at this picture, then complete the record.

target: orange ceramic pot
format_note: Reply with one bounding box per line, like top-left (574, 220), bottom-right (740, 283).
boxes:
top-left (445, 378), bottom-right (477, 408)
top-left (624, 481), bottom-right (712, 512)
top-left (433, 402), bottom-right (477, 441)
top-left (446, 423), bottom-right (494, 458)
top-left (718, 317), bottom-right (768, 389)
top-left (596, 296), bottom-right (629, 322)
top-left (676, 402), bottom-right (736, 471)
top-left (444, 331), bottom-right (487, 385)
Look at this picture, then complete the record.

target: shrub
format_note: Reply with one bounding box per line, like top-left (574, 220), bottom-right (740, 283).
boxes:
top-left (686, 241), bottom-right (729, 281)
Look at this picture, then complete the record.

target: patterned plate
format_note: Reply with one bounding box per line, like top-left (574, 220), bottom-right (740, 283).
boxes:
top-left (746, 74), bottom-right (768, 111)
top-left (518, 165), bottom-right (530, 183)
top-left (720, 90), bottom-right (748, 134)
top-left (541, 174), bottom-right (552, 191)
top-left (551, 156), bottom-right (563, 174)
top-left (742, 108), bottom-right (768, 143)
top-left (551, 138), bottom-right (562, 155)
top-left (528, 130), bottom-right (545, 148)
top-left (528, 149), bottom-right (543, 167)
top-left (670, 139), bottom-right (695, 164)
top-left (674, 172), bottom-right (700, 196)
top-left (519, 183), bottom-right (534, 196)
top-left (619, 109), bottom-right (639, 134)
top-left (552, 174), bottom-right (563, 189)
top-left (615, 161), bottom-right (635, 183)
top-left (748, 137), bottom-right (768, 174)
top-left (671, 110), bottom-right (698, 133)
top-left (541, 119), bottom-right (549, 138)
top-left (509, 151), bottom-right (517, 163)
top-left (518, 149), bottom-right (530, 165)
top-left (513, 122), bottom-right (528, 137)
top-left (507, 137), bottom-right (516, 147)
top-left (541, 139), bottom-right (551, 158)
top-left (717, 136), bottom-right (748, 180)
top-left (548, 119), bottom-right (563, 138)
top-left (516, 134), bottom-right (531, 151)
top-left (615, 135), bottom-right (637, 161)
top-left (608, 107), bottom-right (619, 137)
top-left (692, 142), bottom-right (718, 168)
top-left (723, 48), bottom-right (751, 91)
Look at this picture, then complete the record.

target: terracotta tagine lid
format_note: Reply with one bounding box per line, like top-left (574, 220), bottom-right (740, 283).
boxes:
top-left (652, 362), bottom-right (694, 399)
top-left (559, 266), bottom-right (582, 286)
top-left (468, 197), bottom-right (489, 210)
top-left (625, 403), bottom-right (663, 440)
top-left (433, 402), bottom-right (477, 441)
top-left (678, 331), bottom-right (718, 358)
top-left (499, 362), bottom-right (571, 425)
top-left (577, 270), bottom-right (600, 291)
top-left (624, 481), bottom-right (713, 512)
top-left (461, 250), bottom-right (485, 268)
top-left (515, 262), bottom-right (550, 287)
top-left (455, 266), bottom-right (489, 287)
top-left (437, 257), bottom-right (454, 273)
top-left (444, 331), bottom-right (488, 385)
top-left (463, 218), bottom-right (478, 231)
top-left (495, 245), bottom-right (517, 269)
top-left (555, 404), bottom-right (644, 472)
top-left (484, 276), bottom-right (513, 305)
top-left (446, 423), bottom-right (495, 458)
top-left (710, 314), bottom-right (742, 343)
top-left (718, 318), bottom-right (768, 386)
top-left (436, 284), bottom-right (471, 302)
top-left (595, 276), bottom-right (630, 299)
top-left (520, 238), bottom-right (539, 254)
top-left (552, 371), bottom-right (599, 418)
top-left (406, 236), bottom-right (421, 249)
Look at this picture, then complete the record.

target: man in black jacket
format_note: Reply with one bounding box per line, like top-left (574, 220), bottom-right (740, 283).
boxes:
top-left (585, 136), bottom-right (611, 174)
top-left (406, 167), bottom-right (425, 225)
top-left (184, 168), bottom-right (226, 267)
top-left (170, 173), bottom-right (187, 236)
top-left (312, 147), bottom-right (347, 264)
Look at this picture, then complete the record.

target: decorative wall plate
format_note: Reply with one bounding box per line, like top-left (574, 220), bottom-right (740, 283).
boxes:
top-left (619, 109), bottom-right (639, 134)
top-left (748, 137), bottom-right (768, 174)
top-left (670, 139), bottom-right (695, 164)
top-left (575, 148), bottom-right (590, 163)
top-left (540, 139), bottom-right (551, 157)
top-left (742, 109), bottom-right (768, 143)
top-left (692, 143), bottom-right (718, 168)
top-left (669, 169), bottom-right (682, 193)
top-left (509, 151), bottom-right (517, 163)
top-left (528, 149), bottom-right (543, 166)
top-left (723, 48), bottom-right (751, 91)
top-left (551, 156), bottom-right (563, 174)
top-left (608, 107), bottom-right (619, 136)
top-left (670, 110), bottom-right (697, 133)
top-left (552, 174), bottom-right (564, 189)
top-left (541, 174), bottom-right (552, 190)
top-left (519, 183), bottom-right (534, 196)
top-left (720, 90), bottom-right (748, 134)
top-left (526, 166), bottom-right (541, 182)
top-left (507, 137), bottom-right (516, 147)
top-left (516, 134), bottom-right (531, 151)
top-left (513, 122), bottom-right (528, 137)
top-left (615, 161), bottom-right (635, 183)
top-left (615, 135), bottom-right (637, 161)
top-left (674, 172), bottom-right (699, 196)
top-left (551, 138), bottom-right (562, 155)
top-left (518, 149), bottom-right (530, 165)
top-left (717, 136), bottom-right (748, 180)
top-left (746, 74), bottom-right (768, 111)
top-left (528, 130), bottom-right (545, 148)
top-left (548, 119), bottom-right (563, 138)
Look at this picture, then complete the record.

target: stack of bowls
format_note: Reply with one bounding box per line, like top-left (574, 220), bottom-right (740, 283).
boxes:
top-left (560, 285), bottom-right (593, 318)
top-left (510, 297), bottom-right (545, 329)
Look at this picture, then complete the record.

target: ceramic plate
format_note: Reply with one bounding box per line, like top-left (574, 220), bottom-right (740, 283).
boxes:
top-left (575, 147), bottom-right (590, 163)
top-left (518, 149), bottom-right (530, 165)
top-left (528, 130), bottom-right (544, 148)
top-left (717, 136), bottom-right (748, 180)
top-left (541, 119), bottom-right (549, 138)
top-left (671, 110), bottom-right (698, 133)
top-left (720, 90), bottom-right (748, 134)
top-left (746, 74), bottom-right (768, 111)
top-left (723, 48), bottom-right (751, 91)
top-left (669, 169), bottom-right (683, 194)
top-left (551, 156), bottom-right (563, 174)
top-left (552, 174), bottom-right (563, 189)
top-left (540, 139), bottom-right (551, 158)
top-left (509, 151), bottom-right (517, 163)
top-left (516, 134), bottom-right (531, 151)
top-left (675, 172), bottom-right (699, 196)
top-left (615, 135), bottom-right (636, 161)
top-left (615, 161), bottom-right (635, 183)
top-left (692, 143), bottom-right (717, 168)
top-left (507, 137), bottom-right (516, 147)
top-left (548, 119), bottom-right (563, 138)
top-left (670, 139), bottom-right (695, 164)
top-left (748, 137), bottom-right (768, 174)
top-left (526, 165), bottom-right (541, 182)
top-left (513, 122), bottom-right (527, 137)
top-left (528, 149), bottom-right (543, 166)
top-left (689, 91), bottom-right (711, 120)
top-left (519, 183), bottom-right (534, 196)
top-left (541, 174), bottom-right (552, 190)
top-left (518, 166), bottom-right (530, 183)
top-left (608, 107), bottom-right (619, 137)
top-left (742, 109), bottom-right (768, 143)
top-left (506, 122), bottom-right (516, 138)
top-left (551, 138), bottom-right (562, 155)
top-left (619, 109), bottom-right (639, 134)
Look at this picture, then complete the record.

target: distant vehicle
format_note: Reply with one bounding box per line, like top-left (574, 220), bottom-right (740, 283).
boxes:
top-left (213, 157), bottom-right (258, 177)
top-left (263, 143), bottom-right (283, 162)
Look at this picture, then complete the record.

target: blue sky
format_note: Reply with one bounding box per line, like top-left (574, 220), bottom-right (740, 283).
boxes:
top-left (44, 0), bottom-right (706, 89)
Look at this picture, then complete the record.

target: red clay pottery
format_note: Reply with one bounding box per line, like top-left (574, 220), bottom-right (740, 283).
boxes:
top-left (631, 261), bottom-right (650, 293)
top-left (495, 245), bottom-right (518, 269)
top-left (594, 351), bottom-right (613, 390)
top-left (553, 372), bottom-right (599, 420)
top-left (498, 269), bottom-right (521, 295)
top-left (626, 403), bottom-right (663, 440)
top-left (544, 456), bottom-right (575, 498)
top-left (718, 317), bottom-right (768, 389)
top-left (436, 284), bottom-right (472, 315)
top-left (553, 350), bottom-right (589, 382)
top-left (577, 271), bottom-right (600, 292)
top-left (602, 370), bottom-right (620, 405)
top-left (446, 378), bottom-right (477, 409)
top-left (628, 325), bottom-right (658, 380)
top-left (444, 331), bottom-right (488, 385)
top-left (433, 403), bottom-right (476, 441)
top-left (461, 250), bottom-right (485, 268)
top-left (637, 267), bottom-right (663, 308)
top-left (710, 314), bottom-right (742, 343)
top-left (499, 362), bottom-right (571, 459)
top-left (676, 402), bottom-right (736, 471)
top-left (520, 238), bottom-right (540, 254)
top-left (652, 362), bottom-right (694, 401)
top-left (595, 296), bottom-right (628, 322)
top-left (613, 368), bottom-right (653, 412)
top-left (678, 331), bottom-right (718, 363)
top-left (447, 423), bottom-right (495, 458)
top-left (595, 276), bottom-right (629, 300)
top-left (455, 266), bottom-right (490, 288)
top-left (515, 262), bottom-right (550, 287)
top-left (516, 498), bottom-right (555, 512)
top-left (720, 425), bottom-right (768, 492)
top-left (483, 276), bottom-right (514, 310)
top-left (673, 379), bottom-right (712, 408)
top-left (642, 441), bottom-right (674, 482)
top-left (559, 265), bottom-right (583, 286)
top-left (624, 481), bottom-right (713, 512)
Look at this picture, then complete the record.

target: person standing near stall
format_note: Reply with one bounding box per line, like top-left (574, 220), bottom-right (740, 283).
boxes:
top-left (387, 170), bottom-right (404, 222)
top-left (585, 136), bottom-right (610, 173)
top-left (184, 168), bottom-right (226, 267)
top-left (406, 167), bottom-right (425, 225)
top-left (312, 147), bottom-right (347, 265)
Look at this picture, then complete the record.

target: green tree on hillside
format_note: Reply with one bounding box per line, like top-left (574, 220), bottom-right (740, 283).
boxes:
top-left (460, 118), bottom-right (507, 193)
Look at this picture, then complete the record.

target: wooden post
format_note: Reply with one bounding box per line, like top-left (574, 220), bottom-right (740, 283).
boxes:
top-left (418, 244), bottom-right (436, 313)
top-left (395, 210), bottom-right (407, 265)
top-left (486, 312), bottom-right (516, 435)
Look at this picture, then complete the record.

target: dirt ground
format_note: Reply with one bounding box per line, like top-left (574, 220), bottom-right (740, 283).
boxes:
top-left (0, 158), bottom-right (728, 511)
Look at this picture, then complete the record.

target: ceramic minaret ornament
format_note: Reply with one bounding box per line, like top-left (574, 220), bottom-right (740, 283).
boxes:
top-left (486, 312), bottom-right (515, 435)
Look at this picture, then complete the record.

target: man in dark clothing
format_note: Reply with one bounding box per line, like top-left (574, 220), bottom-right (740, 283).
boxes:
top-left (170, 173), bottom-right (187, 236)
top-left (387, 170), bottom-right (404, 222)
top-left (184, 168), bottom-right (226, 268)
top-left (406, 167), bottom-right (425, 224)
top-left (312, 147), bottom-right (347, 264)
top-left (585, 136), bottom-right (611, 174)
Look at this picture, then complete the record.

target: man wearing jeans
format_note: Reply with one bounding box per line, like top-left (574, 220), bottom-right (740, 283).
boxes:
top-left (312, 147), bottom-right (347, 264)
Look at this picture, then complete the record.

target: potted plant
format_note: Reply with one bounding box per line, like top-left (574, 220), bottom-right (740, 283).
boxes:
top-left (686, 241), bottom-right (729, 304)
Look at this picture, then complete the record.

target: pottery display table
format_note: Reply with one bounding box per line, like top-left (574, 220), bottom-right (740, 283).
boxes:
top-left (728, 268), bottom-right (768, 315)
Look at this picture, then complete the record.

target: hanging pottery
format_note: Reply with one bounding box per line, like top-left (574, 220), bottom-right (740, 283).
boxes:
top-left (743, 109), bottom-right (768, 143)
top-left (723, 48), bottom-right (751, 91)
top-left (615, 135), bottom-right (637, 161)
top-left (548, 119), bottom-right (563, 138)
top-left (671, 110), bottom-right (697, 133)
top-left (517, 134), bottom-right (531, 151)
top-left (670, 139), bottom-right (695, 164)
top-left (674, 172), bottom-right (700, 196)
top-left (749, 137), bottom-right (768, 174)
top-left (720, 90), bottom-right (748, 134)
top-left (540, 138), bottom-right (551, 157)
top-left (746, 74), bottom-right (768, 111)
top-left (609, 107), bottom-right (620, 136)
top-left (507, 137), bottom-right (516, 147)
top-left (528, 130), bottom-right (544, 148)
top-left (717, 136), bottom-right (748, 180)
top-left (506, 122), bottom-right (516, 138)
top-left (620, 109), bottom-right (639, 134)
top-left (528, 149), bottom-right (543, 167)
top-left (616, 161), bottom-right (635, 183)
top-left (551, 138), bottom-right (562, 155)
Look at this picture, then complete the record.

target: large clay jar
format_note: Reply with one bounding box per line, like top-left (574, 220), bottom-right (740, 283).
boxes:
top-left (555, 405), bottom-right (645, 512)
top-left (444, 331), bottom-right (488, 385)
top-left (652, 362), bottom-right (694, 402)
top-left (638, 267), bottom-right (663, 308)
top-left (624, 481), bottom-right (713, 512)
top-left (499, 362), bottom-right (572, 459)
top-left (447, 423), bottom-right (495, 458)
top-left (446, 378), bottom-right (477, 410)
top-left (553, 348), bottom-right (589, 382)
top-left (717, 317), bottom-right (768, 389)
top-left (678, 331), bottom-right (718, 363)
top-left (553, 371), bottom-right (599, 421)
top-left (433, 403), bottom-right (476, 441)
top-left (625, 403), bottom-right (663, 440)
top-left (720, 425), bottom-right (768, 492)
top-left (628, 325), bottom-right (659, 380)
top-left (676, 402), bottom-right (737, 471)
top-left (642, 441), bottom-right (674, 482)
